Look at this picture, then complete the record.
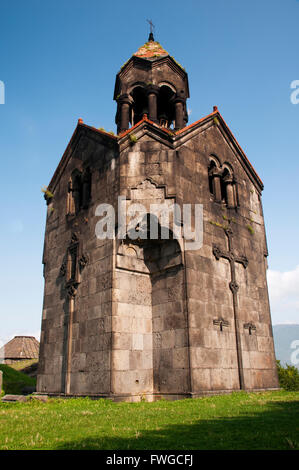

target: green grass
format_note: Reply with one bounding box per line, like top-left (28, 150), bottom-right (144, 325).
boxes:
top-left (0, 364), bottom-right (36, 396)
top-left (8, 359), bottom-right (38, 372)
top-left (0, 391), bottom-right (298, 450)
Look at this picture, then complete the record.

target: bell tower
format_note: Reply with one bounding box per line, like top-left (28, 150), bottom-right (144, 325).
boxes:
top-left (37, 32), bottom-right (279, 400)
top-left (114, 33), bottom-right (190, 133)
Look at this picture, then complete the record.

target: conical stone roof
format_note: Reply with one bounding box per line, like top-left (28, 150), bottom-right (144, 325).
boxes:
top-left (134, 40), bottom-right (168, 59)
top-left (0, 336), bottom-right (39, 360)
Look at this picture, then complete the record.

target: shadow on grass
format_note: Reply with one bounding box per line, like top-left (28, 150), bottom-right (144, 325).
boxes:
top-left (54, 400), bottom-right (299, 450)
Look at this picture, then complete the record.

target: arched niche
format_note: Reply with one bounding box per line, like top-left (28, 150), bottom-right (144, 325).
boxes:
top-left (113, 215), bottom-right (189, 396)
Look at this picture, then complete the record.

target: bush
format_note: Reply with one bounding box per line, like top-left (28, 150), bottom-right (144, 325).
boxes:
top-left (276, 360), bottom-right (299, 391)
top-left (129, 134), bottom-right (138, 144)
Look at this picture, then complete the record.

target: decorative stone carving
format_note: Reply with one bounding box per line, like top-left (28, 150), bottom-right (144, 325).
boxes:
top-left (79, 253), bottom-right (89, 271)
top-left (67, 283), bottom-right (78, 299)
top-left (131, 178), bottom-right (165, 201)
top-left (59, 262), bottom-right (66, 277)
top-left (244, 323), bottom-right (257, 335)
top-left (60, 233), bottom-right (89, 299)
top-left (70, 232), bottom-right (79, 244)
top-left (229, 280), bottom-right (239, 293)
top-left (212, 224), bottom-right (249, 390)
top-left (213, 318), bottom-right (229, 331)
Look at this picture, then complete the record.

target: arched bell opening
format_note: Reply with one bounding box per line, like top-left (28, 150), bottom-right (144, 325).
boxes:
top-left (157, 85), bottom-right (175, 128)
top-left (131, 86), bottom-right (148, 125)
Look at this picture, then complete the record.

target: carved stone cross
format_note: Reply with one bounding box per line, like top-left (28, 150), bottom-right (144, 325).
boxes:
top-left (212, 227), bottom-right (248, 294)
top-left (213, 318), bottom-right (229, 332)
top-left (244, 322), bottom-right (256, 335)
top-left (212, 226), bottom-right (248, 390)
top-left (60, 232), bottom-right (89, 394)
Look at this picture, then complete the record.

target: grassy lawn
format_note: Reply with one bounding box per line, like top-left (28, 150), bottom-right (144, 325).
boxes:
top-left (0, 391), bottom-right (298, 450)
top-left (0, 364), bottom-right (36, 396)
top-left (7, 359), bottom-right (38, 372)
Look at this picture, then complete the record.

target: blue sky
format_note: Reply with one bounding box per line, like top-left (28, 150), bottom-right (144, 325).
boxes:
top-left (0, 0), bottom-right (298, 344)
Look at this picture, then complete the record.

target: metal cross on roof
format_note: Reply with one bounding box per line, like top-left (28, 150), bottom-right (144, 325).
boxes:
top-left (147, 19), bottom-right (155, 41)
top-left (147, 19), bottom-right (155, 34)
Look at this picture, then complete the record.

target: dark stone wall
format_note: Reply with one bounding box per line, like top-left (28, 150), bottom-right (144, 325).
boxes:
top-left (37, 130), bottom-right (118, 395)
top-left (174, 122), bottom-right (278, 392)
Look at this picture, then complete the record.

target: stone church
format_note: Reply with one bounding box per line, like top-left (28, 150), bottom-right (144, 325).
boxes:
top-left (37, 34), bottom-right (279, 400)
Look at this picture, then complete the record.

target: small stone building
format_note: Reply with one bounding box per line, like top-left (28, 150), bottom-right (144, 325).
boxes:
top-left (1, 336), bottom-right (39, 365)
top-left (37, 34), bottom-right (279, 400)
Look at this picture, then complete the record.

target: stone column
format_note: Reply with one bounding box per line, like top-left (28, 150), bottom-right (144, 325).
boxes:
top-left (65, 294), bottom-right (75, 395)
top-left (210, 168), bottom-right (222, 202)
top-left (224, 175), bottom-right (235, 208)
top-left (146, 85), bottom-right (159, 123)
top-left (67, 179), bottom-right (74, 214)
top-left (118, 94), bottom-right (131, 133)
top-left (174, 97), bottom-right (185, 130)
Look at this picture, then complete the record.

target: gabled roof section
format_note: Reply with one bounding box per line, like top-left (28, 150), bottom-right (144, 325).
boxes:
top-left (174, 107), bottom-right (264, 190)
top-left (117, 110), bottom-right (263, 190)
top-left (47, 120), bottom-right (118, 192)
top-left (118, 115), bottom-right (175, 151)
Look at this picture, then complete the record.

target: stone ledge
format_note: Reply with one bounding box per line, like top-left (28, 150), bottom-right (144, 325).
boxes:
top-left (1, 395), bottom-right (28, 402)
top-left (1, 394), bottom-right (49, 403)
top-left (33, 388), bottom-right (281, 402)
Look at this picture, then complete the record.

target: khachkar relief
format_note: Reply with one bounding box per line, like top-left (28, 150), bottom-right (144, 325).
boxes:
top-left (130, 178), bottom-right (166, 201)
top-left (59, 232), bottom-right (89, 298)
top-left (212, 225), bottom-right (253, 390)
top-left (213, 317), bottom-right (230, 332)
top-left (59, 232), bottom-right (89, 393)
top-left (129, 179), bottom-right (175, 215)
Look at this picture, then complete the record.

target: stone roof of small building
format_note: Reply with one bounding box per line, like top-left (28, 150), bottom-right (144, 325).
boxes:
top-left (1, 336), bottom-right (39, 359)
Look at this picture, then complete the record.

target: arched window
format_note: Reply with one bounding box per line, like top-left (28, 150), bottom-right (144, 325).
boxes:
top-left (221, 168), bottom-right (230, 204)
top-left (222, 165), bottom-right (237, 208)
top-left (208, 157), bottom-right (222, 202)
top-left (131, 86), bottom-right (148, 125)
top-left (67, 168), bottom-right (91, 215)
top-left (207, 158), bottom-right (237, 208)
top-left (208, 160), bottom-right (217, 195)
top-left (157, 85), bottom-right (175, 128)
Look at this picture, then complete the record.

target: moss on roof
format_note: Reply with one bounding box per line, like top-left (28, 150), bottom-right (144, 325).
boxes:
top-left (134, 41), bottom-right (168, 59)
